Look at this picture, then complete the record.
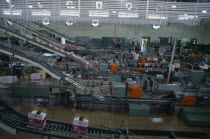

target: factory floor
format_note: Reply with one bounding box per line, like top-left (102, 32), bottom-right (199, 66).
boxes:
top-left (0, 89), bottom-right (210, 139)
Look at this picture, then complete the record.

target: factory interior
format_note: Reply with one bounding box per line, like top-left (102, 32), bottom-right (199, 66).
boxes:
top-left (0, 0), bottom-right (210, 139)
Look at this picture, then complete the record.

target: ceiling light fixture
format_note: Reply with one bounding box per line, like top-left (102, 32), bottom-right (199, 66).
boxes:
top-left (179, 14), bottom-right (198, 20)
top-left (153, 24), bottom-right (160, 29)
top-left (148, 14), bottom-right (167, 20)
top-left (91, 20), bottom-right (99, 27)
top-left (6, 0), bottom-right (10, 3)
top-left (66, 18), bottom-right (75, 26)
top-left (171, 5), bottom-right (176, 8)
top-left (42, 18), bottom-right (50, 25)
top-left (89, 10), bottom-right (109, 17)
top-left (67, 6), bottom-right (75, 9)
top-left (202, 10), bottom-right (207, 13)
top-left (32, 10), bottom-right (51, 16)
top-left (60, 10), bottom-right (79, 16)
top-left (28, 5), bottom-right (33, 8)
top-left (3, 9), bottom-right (22, 15)
top-left (118, 12), bottom-right (138, 18)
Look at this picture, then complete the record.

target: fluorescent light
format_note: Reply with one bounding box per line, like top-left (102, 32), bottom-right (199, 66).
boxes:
top-left (92, 20), bottom-right (99, 27)
top-left (202, 10), bottom-right (207, 13)
top-left (96, 2), bottom-right (103, 9)
top-left (67, 6), bottom-right (75, 9)
top-left (118, 12), bottom-right (138, 18)
top-left (60, 10), bottom-right (79, 16)
top-left (171, 5), bottom-right (176, 8)
top-left (3, 9), bottom-right (22, 15)
top-left (28, 5), bottom-right (33, 8)
top-left (179, 14), bottom-right (198, 20)
top-left (112, 11), bottom-right (116, 13)
top-left (6, 0), bottom-right (10, 3)
top-left (153, 24), bottom-right (160, 29)
top-left (89, 10), bottom-right (109, 17)
top-left (32, 10), bottom-right (51, 16)
top-left (148, 14), bottom-right (167, 20)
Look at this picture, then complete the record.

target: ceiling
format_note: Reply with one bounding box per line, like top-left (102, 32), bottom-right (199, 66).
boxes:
top-left (0, 0), bottom-right (210, 26)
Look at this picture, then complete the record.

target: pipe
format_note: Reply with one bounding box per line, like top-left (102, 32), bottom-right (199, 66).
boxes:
top-left (145, 77), bottom-right (150, 91)
top-left (151, 78), bottom-right (156, 92)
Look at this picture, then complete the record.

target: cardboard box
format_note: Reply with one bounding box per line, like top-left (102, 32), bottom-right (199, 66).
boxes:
top-left (27, 107), bottom-right (47, 129)
top-left (72, 117), bottom-right (89, 134)
top-left (31, 73), bottom-right (43, 82)
top-left (0, 76), bottom-right (18, 84)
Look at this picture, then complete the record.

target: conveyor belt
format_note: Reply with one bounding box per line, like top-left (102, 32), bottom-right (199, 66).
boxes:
top-left (0, 100), bottom-right (209, 139)
top-left (11, 20), bottom-right (66, 49)
top-left (30, 21), bottom-right (73, 42)
top-left (0, 41), bottom-right (85, 89)
top-left (0, 26), bottom-right (91, 65)
top-left (0, 100), bottom-right (122, 139)
top-left (2, 18), bottom-right (97, 55)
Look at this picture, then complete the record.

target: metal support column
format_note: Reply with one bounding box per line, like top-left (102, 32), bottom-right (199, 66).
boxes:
top-left (78, 0), bottom-right (81, 17)
top-left (145, 0), bottom-right (149, 19)
top-left (167, 39), bottom-right (177, 84)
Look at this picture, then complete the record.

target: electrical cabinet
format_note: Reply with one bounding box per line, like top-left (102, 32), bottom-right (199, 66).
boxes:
top-left (129, 103), bottom-right (150, 116)
top-left (190, 70), bottom-right (204, 83)
top-left (113, 85), bottom-right (126, 97)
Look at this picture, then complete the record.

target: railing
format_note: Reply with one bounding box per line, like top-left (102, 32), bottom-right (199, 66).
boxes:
top-left (0, 41), bottom-right (86, 89)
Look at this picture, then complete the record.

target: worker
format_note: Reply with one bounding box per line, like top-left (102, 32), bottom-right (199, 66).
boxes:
top-left (173, 60), bottom-right (181, 72)
top-left (115, 39), bottom-right (121, 50)
top-left (132, 52), bottom-right (140, 61)
top-left (168, 63), bottom-right (175, 83)
top-left (158, 47), bottom-right (166, 57)
top-left (160, 58), bottom-right (167, 67)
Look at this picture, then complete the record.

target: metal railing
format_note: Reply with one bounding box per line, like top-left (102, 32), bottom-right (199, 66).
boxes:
top-left (0, 41), bottom-right (86, 89)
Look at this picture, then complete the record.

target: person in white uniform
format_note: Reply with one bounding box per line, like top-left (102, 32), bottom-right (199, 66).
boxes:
top-left (173, 60), bottom-right (181, 72)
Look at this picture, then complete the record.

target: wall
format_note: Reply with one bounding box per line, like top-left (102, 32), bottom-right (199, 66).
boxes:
top-left (0, 20), bottom-right (209, 44)
top-left (204, 26), bottom-right (210, 44)
top-left (48, 22), bottom-right (210, 44)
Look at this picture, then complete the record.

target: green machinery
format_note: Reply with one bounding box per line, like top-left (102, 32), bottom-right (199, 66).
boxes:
top-left (180, 107), bottom-right (210, 127)
top-left (101, 64), bottom-right (109, 71)
top-left (91, 38), bottom-right (102, 49)
top-left (189, 70), bottom-right (205, 83)
top-left (129, 103), bottom-right (150, 116)
top-left (75, 36), bottom-right (91, 46)
top-left (113, 85), bottom-right (126, 97)
top-left (108, 75), bottom-right (121, 83)
top-left (11, 86), bottom-right (50, 97)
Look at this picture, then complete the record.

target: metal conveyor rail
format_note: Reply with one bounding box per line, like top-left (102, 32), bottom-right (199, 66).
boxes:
top-left (0, 41), bottom-right (86, 89)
